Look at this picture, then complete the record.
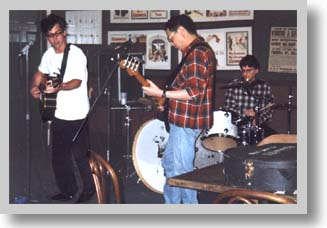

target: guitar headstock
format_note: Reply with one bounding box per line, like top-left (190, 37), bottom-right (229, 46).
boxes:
top-left (119, 55), bottom-right (142, 77)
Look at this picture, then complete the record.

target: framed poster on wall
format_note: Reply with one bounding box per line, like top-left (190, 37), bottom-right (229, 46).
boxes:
top-left (110, 10), bottom-right (170, 23)
top-left (181, 10), bottom-right (253, 22)
top-left (146, 31), bottom-right (171, 70)
top-left (108, 30), bottom-right (171, 70)
top-left (226, 30), bottom-right (250, 66)
top-left (195, 27), bottom-right (252, 70)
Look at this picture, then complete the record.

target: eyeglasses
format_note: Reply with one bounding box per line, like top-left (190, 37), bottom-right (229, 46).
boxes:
top-left (167, 31), bottom-right (176, 43)
top-left (46, 30), bottom-right (64, 39)
top-left (241, 68), bottom-right (256, 73)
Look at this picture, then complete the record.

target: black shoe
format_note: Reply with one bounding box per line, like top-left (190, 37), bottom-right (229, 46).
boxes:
top-left (50, 193), bottom-right (73, 201)
top-left (76, 191), bottom-right (95, 204)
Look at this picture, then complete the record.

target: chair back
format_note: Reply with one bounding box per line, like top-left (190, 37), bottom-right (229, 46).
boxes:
top-left (88, 150), bottom-right (121, 204)
top-left (213, 189), bottom-right (296, 204)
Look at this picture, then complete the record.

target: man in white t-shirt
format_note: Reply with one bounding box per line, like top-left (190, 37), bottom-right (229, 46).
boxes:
top-left (30, 14), bottom-right (94, 203)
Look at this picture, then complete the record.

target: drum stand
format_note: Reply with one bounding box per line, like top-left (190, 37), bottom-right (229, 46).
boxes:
top-left (287, 87), bottom-right (294, 134)
top-left (111, 104), bottom-right (150, 180)
top-left (123, 104), bottom-right (133, 179)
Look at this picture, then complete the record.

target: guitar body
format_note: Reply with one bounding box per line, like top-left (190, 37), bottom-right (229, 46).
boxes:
top-left (39, 75), bottom-right (62, 122)
top-left (40, 92), bottom-right (58, 122)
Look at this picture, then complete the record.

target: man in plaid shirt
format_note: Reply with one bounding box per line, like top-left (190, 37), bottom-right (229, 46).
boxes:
top-left (143, 14), bottom-right (216, 204)
top-left (224, 55), bottom-right (275, 139)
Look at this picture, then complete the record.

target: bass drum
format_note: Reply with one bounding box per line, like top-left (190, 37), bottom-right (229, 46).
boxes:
top-left (132, 119), bottom-right (168, 194)
top-left (194, 132), bottom-right (224, 169)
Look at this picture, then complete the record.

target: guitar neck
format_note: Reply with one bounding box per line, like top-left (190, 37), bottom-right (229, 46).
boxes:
top-left (133, 71), bottom-right (165, 106)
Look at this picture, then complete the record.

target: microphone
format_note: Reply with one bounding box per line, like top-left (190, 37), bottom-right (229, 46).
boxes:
top-left (18, 40), bottom-right (34, 56)
top-left (114, 37), bottom-right (138, 51)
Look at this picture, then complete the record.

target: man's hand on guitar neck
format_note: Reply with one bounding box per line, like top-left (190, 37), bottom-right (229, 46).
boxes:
top-left (142, 80), bottom-right (165, 111)
top-left (142, 80), bottom-right (163, 97)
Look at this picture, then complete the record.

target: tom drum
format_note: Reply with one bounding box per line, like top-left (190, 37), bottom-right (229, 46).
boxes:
top-left (202, 109), bottom-right (238, 152)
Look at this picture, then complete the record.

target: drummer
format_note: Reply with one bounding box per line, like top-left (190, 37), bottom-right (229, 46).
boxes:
top-left (224, 54), bottom-right (276, 136)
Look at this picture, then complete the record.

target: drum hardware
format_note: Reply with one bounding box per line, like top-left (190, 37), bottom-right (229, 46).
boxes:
top-left (238, 117), bottom-right (265, 146)
top-left (110, 102), bottom-right (150, 180)
top-left (287, 87), bottom-right (294, 134)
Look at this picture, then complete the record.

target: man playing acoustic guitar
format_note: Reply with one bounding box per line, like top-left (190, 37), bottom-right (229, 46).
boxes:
top-left (30, 14), bottom-right (94, 203)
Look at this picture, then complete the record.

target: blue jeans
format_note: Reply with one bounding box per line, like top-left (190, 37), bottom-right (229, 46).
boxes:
top-left (162, 124), bottom-right (201, 204)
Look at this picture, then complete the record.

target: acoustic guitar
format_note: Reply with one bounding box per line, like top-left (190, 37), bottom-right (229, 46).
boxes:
top-left (39, 74), bottom-right (62, 122)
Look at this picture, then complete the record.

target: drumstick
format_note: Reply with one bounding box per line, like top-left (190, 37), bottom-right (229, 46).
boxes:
top-left (258, 103), bottom-right (275, 113)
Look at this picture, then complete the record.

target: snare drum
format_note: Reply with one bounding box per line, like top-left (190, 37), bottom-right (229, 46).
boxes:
top-left (202, 109), bottom-right (238, 152)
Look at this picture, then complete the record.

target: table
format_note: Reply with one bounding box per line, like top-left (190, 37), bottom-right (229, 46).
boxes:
top-left (167, 163), bottom-right (240, 193)
top-left (167, 163), bottom-right (297, 203)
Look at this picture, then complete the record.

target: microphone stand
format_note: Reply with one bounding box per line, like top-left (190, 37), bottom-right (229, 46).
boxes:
top-left (18, 42), bottom-right (32, 202)
top-left (72, 53), bottom-right (121, 145)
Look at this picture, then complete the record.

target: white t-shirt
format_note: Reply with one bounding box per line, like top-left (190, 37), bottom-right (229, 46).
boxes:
top-left (38, 44), bottom-right (89, 120)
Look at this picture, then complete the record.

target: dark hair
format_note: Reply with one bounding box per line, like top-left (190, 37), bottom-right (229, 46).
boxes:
top-left (239, 55), bottom-right (260, 69)
top-left (40, 14), bottom-right (67, 34)
top-left (164, 14), bottom-right (197, 35)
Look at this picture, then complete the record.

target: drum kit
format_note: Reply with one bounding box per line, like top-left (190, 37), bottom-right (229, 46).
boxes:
top-left (128, 84), bottom-right (296, 194)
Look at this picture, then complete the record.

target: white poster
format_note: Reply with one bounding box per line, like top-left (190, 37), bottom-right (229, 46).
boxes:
top-left (146, 32), bottom-right (171, 70)
top-left (268, 27), bottom-right (297, 73)
top-left (198, 27), bottom-right (252, 70)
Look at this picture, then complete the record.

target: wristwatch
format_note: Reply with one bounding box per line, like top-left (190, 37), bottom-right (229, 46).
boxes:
top-left (161, 89), bottom-right (167, 98)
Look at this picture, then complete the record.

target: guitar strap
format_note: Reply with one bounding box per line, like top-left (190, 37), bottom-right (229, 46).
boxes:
top-left (165, 42), bottom-right (215, 89)
top-left (159, 41), bottom-right (216, 132)
top-left (59, 43), bottom-right (71, 80)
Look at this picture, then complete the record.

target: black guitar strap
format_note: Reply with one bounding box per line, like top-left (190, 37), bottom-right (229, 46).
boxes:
top-left (165, 42), bottom-right (215, 89)
top-left (59, 43), bottom-right (71, 80)
top-left (159, 41), bottom-right (216, 132)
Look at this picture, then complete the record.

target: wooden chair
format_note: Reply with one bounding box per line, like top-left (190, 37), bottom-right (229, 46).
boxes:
top-left (257, 134), bottom-right (297, 146)
top-left (213, 189), bottom-right (296, 204)
top-left (88, 150), bottom-right (121, 204)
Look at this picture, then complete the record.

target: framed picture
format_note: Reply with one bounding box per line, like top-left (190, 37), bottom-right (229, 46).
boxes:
top-left (181, 10), bottom-right (253, 22)
top-left (66, 10), bottom-right (102, 44)
top-left (150, 10), bottom-right (168, 19)
top-left (111, 10), bottom-right (130, 20)
top-left (268, 27), bottom-right (297, 73)
top-left (108, 30), bottom-right (147, 45)
top-left (146, 31), bottom-right (171, 70)
top-left (226, 30), bottom-right (250, 66)
top-left (195, 27), bottom-right (252, 70)
top-left (108, 30), bottom-right (171, 70)
top-left (131, 10), bottom-right (148, 20)
top-left (110, 10), bottom-right (170, 23)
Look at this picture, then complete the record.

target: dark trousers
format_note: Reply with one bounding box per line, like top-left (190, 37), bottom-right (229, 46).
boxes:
top-left (51, 117), bottom-right (94, 196)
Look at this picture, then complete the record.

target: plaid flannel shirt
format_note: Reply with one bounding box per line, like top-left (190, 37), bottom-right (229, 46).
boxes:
top-left (224, 78), bottom-right (274, 124)
top-left (169, 38), bottom-right (216, 129)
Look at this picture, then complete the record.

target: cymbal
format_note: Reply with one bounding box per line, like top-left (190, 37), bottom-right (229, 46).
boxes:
top-left (137, 97), bottom-right (154, 106)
